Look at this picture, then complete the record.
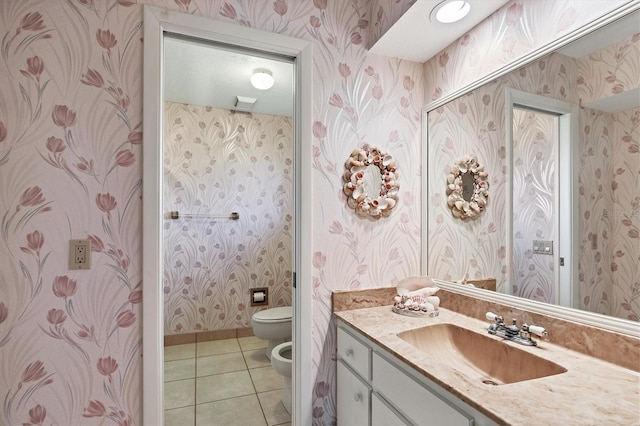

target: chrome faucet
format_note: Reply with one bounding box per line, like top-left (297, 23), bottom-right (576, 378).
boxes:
top-left (486, 312), bottom-right (548, 346)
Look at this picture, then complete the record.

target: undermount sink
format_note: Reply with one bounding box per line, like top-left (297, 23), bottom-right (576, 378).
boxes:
top-left (397, 323), bottom-right (567, 385)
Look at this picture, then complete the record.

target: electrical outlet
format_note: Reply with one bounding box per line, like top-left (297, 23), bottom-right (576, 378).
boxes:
top-left (69, 239), bottom-right (92, 270)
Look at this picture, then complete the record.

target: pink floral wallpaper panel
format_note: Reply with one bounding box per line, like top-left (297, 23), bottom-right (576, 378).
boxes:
top-left (0, 0), bottom-right (633, 424)
top-left (578, 106), bottom-right (640, 320)
top-left (163, 102), bottom-right (293, 335)
top-left (609, 108), bottom-right (639, 321)
top-left (1, 1), bottom-right (143, 424)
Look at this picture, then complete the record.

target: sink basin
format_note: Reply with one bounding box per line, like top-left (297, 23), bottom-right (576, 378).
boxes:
top-left (397, 323), bottom-right (567, 385)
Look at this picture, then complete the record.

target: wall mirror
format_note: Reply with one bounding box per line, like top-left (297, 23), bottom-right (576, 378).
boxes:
top-left (424, 5), bottom-right (639, 335)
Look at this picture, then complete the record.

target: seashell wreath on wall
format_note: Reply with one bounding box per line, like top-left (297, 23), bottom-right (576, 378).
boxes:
top-left (343, 144), bottom-right (399, 219)
top-left (446, 154), bottom-right (489, 220)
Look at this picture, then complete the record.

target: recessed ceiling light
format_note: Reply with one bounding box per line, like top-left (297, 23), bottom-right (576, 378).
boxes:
top-left (431, 0), bottom-right (471, 24)
top-left (250, 68), bottom-right (275, 90)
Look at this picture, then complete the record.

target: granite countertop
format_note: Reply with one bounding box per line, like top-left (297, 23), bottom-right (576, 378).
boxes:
top-left (334, 305), bottom-right (640, 426)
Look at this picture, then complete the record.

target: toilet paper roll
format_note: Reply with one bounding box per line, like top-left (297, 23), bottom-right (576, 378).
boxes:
top-left (253, 292), bottom-right (265, 303)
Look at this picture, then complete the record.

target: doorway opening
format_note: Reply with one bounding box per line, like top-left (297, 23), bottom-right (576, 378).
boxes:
top-left (143, 6), bottom-right (313, 425)
top-left (506, 89), bottom-right (578, 309)
top-left (163, 35), bottom-right (295, 424)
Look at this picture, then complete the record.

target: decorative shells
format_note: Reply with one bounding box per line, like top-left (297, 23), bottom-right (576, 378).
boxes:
top-left (445, 154), bottom-right (489, 220)
top-left (393, 277), bottom-right (440, 317)
top-left (343, 144), bottom-right (399, 219)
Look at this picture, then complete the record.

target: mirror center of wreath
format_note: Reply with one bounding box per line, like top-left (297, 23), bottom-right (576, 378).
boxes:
top-left (362, 164), bottom-right (382, 195)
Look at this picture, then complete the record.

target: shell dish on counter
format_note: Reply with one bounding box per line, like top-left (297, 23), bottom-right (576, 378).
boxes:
top-left (392, 279), bottom-right (441, 317)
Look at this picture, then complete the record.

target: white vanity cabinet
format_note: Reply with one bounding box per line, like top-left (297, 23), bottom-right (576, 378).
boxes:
top-left (337, 321), bottom-right (496, 426)
top-left (337, 325), bottom-right (372, 425)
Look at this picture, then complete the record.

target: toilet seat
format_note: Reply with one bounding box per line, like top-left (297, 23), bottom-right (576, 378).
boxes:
top-left (252, 306), bottom-right (292, 323)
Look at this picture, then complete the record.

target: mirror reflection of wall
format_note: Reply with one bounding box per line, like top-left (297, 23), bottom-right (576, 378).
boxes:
top-left (427, 12), bottom-right (639, 322)
top-left (512, 107), bottom-right (558, 303)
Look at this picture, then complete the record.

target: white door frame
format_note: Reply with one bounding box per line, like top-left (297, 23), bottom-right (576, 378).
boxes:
top-left (505, 88), bottom-right (578, 308)
top-left (142, 6), bottom-right (313, 425)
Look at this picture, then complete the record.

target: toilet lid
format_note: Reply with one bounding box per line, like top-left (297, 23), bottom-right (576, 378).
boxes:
top-left (253, 306), bottom-right (292, 322)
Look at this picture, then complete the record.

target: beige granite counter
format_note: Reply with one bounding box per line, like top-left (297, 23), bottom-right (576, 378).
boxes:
top-left (335, 305), bottom-right (640, 426)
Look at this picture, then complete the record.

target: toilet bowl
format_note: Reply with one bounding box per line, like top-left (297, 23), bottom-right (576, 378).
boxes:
top-left (251, 306), bottom-right (292, 360)
top-left (271, 341), bottom-right (292, 414)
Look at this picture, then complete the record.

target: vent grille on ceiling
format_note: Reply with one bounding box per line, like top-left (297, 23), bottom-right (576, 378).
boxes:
top-left (234, 96), bottom-right (257, 111)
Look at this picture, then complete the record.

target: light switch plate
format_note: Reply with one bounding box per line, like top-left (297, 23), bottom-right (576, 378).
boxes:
top-left (533, 240), bottom-right (553, 255)
top-left (69, 239), bottom-right (92, 270)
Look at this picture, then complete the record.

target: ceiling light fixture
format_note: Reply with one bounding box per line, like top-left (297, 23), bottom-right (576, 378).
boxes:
top-left (431, 0), bottom-right (471, 24)
top-left (250, 68), bottom-right (275, 90)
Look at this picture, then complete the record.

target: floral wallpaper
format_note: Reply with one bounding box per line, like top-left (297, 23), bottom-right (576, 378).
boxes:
top-left (427, 31), bottom-right (639, 321)
top-left (576, 33), bottom-right (640, 321)
top-left (163, 102), bottom-right (293, 335)
top-left (579, 106), bottom-right (640, 320)
top-left (0, 0), bottom-right (143, 424)
top-left (0, 0), bottom-right (631, 424)
top-left (512, 108), bottom-right (557, 303)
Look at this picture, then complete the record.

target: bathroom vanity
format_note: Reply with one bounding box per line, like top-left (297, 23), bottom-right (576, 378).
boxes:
top-left (334, 301), bottom-right (640, 425)
top-left (337, 319), bottom-right (494, 425)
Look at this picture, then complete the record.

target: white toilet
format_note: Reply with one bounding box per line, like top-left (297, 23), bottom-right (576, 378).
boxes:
top-left (251, 306), bottom-right (292, 360)
top-left (271, 341), bottom-right (292, 414)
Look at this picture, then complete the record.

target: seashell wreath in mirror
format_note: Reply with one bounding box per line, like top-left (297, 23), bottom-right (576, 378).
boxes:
top-left (446, 155), bottom-right (489, 220)
top-left (343, 144), bottom-right (399, 219)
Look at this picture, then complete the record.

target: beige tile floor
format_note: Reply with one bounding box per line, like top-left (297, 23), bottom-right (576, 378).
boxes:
top-left (164, 336), bottom-right (291, 426)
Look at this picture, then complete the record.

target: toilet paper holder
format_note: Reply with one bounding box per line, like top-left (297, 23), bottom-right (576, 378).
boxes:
top-left (250, 287), bottom-right (268, 306)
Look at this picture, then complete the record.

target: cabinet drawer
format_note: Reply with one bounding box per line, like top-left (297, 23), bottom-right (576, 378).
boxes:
top-left (337, 326), bottom-right (371, 379)
top-left (373, 353), bottom-right (472, 426)
top-left (337, 360), bottom-right (370, 426)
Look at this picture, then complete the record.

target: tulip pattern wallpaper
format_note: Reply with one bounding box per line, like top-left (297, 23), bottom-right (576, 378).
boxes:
top-left (163, 102), bottom-right (293, 335)
top-left (579, 106), bottom-right (640, 321)
top-left (0, 0), bottom-right (633, 424)
top-left (511, 108), bottom-right (557, 303)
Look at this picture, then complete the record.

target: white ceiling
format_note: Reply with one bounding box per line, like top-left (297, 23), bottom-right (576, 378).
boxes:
top-left (164, 5), bottom-right (638, 115)
top-left (163, 1), bottom-right (508, 114)
top-left (164, 35), bottom-right (294, 117)
top-left (558, 9), bottom-right (640, 58)
top-left (369, 0), bottom-right (509, 62)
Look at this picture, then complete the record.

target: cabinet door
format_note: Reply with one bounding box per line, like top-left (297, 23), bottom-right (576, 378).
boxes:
top-left (337, 360), bottom-right (370, 426)
top-left (371, 393), bottom-right (409, 425)
top-left (373, 353), bottom-right (472, 426)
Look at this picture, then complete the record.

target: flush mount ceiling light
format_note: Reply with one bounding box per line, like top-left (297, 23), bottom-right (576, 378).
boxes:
top-left (250, 68), bottom-right (275, 90)
top-left (431, 0), bottom-right (471, 24)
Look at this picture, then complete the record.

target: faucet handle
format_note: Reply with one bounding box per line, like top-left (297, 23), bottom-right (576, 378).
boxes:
top-left (486, 312), bottom-right (503, 322)
top-left (527, 324), bottom-right (548, 338)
